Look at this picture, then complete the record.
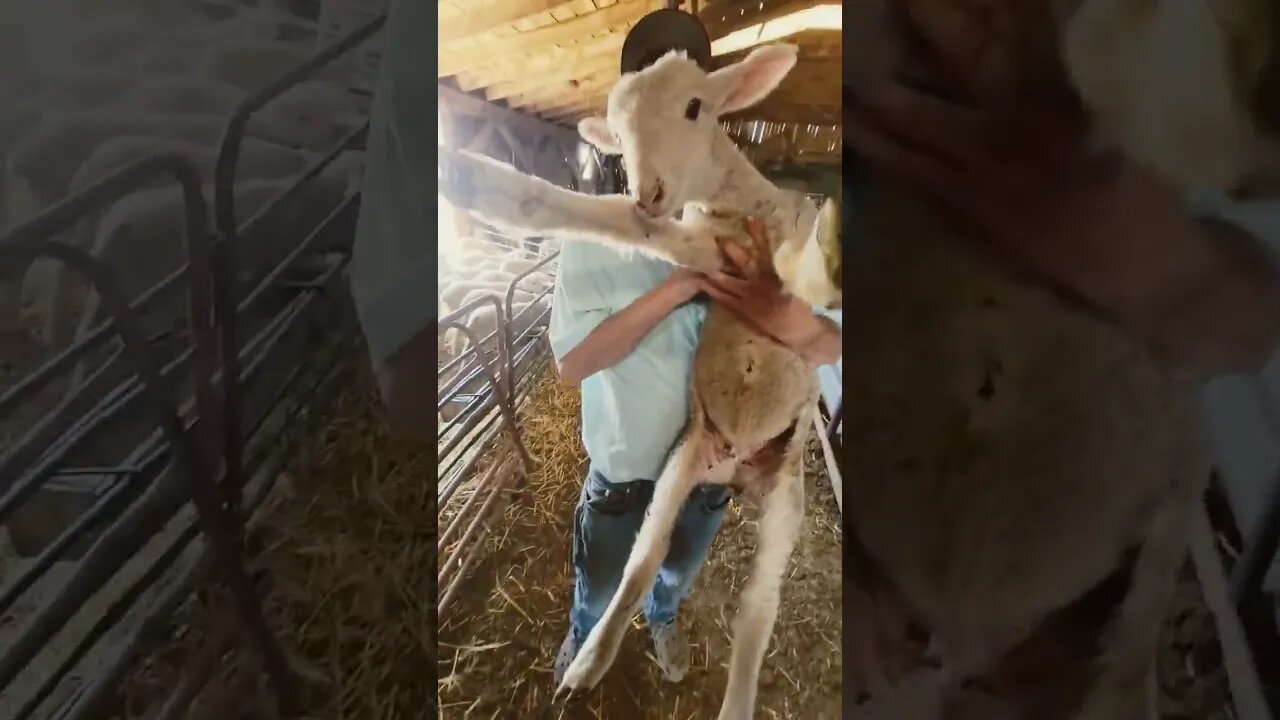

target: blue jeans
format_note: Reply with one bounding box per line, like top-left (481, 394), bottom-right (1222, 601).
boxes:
top-left (569, 467), bottom-right (731, 640)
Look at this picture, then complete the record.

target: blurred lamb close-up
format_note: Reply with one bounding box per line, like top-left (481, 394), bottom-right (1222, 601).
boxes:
top-left (843, 0), bottom-right (1280, 718)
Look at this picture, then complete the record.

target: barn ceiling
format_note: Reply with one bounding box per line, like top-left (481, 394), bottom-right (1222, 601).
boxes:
top-left (437, 0), bottom-right (842, 129)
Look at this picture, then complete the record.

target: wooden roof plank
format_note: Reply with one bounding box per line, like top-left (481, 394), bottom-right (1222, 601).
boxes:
top-left (439, 0), bottom-right (659, 78)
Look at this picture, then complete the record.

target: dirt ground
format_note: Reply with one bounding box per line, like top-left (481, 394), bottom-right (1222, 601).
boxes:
top-left (438, 372), bottom-right (844, 719)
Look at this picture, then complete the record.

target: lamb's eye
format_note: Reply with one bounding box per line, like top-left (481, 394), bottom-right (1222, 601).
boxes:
top-left (685, 97), bottom-right (701, 121)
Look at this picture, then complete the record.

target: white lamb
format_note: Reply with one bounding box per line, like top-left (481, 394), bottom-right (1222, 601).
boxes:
top-left (6, 112), bottom-right (230, 212)
top-left (38, 172), bottom-right (352, 358)
top-left (118, 77), bottom-right (249, 117)
top-left (199, 38), bottom-right (366, 94)
top-left (68, 135), bottom-right (311, 194)
top-left (439, 45), bottom-right (839, 720)
top-left (439, 296), bottom-right (553, 422)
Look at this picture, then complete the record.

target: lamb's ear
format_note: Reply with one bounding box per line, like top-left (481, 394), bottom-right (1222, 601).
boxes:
top-left (706, 44), bottom-right (799, 115)
top-left (578, 117), bottom-right (622, 155)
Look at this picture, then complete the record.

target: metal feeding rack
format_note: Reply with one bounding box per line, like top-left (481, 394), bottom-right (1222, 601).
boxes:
top-left (0, 14), bottom-right (386, 718)
top-left (436, 243), bottom-right (559, 622)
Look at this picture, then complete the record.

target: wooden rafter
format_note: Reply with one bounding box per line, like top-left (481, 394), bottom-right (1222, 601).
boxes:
top-left (506, 68), bottom-right (616, 109)
top-left (484, 52), bottom-right (617, 102)
top-left (453, 32), bottom-right (627, 92)
top-left (440, 0), bottom-right (842, 161)
top-left (699, 0), bottom-right (828, 40)
top-left (439, 0), bottom-right (659, 78)
top-left (439, 0), bottom-right (572, 46)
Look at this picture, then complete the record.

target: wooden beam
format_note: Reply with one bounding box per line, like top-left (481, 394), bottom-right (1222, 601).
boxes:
top-left (482, 51), bottom-right (617, 102)
top-left (512, 73), bottom-right (615, 112)
top-left (439, 0), bottom-right (659, 78)
top-left (467, 120), bottom-right (501, 156)
top-left (700, 0), bottom-right (827, 42)
top-left (496, 124), bottom-right (536, 173)
top-left (453, 32), bottom-right (627, 92)
top-left (439, 0), bottom-right (571, 45)
top-left (439, 84), bottom-right (575, 139)
top-left (529, 89), bottom-right (609, 118)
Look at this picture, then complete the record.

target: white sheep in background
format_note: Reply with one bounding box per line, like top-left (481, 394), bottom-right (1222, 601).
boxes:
top-left (69, 135), bottom-right (311, 195)
top-left (249, 80), bottom-right (368, 152)
top-left (457, 287), bottom-right (538, 312)
top-left (439, 296), bottom-right (553, 423)
top-left (438, 46), bottom-right (836, 720)
top-left (119, 77), bottom-right (249, 117)
top-left (200, 38), bottom-right (365, 93)
top-left (6, 112), bottom-right (229, 212)
top-left (438, 280), bottom-right (534, 316)
top-left (36, 171), bottom-right (352, 355)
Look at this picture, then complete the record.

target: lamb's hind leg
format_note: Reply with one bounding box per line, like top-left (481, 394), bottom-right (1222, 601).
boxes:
top-left (1073, 476), bottom-right (1201, 720)
top-left (717, 454), bottom-right (807, 720)
top-left (437, 146), bottom-right (723, 272)
top-left (557, 429), bottom-right (709, 694)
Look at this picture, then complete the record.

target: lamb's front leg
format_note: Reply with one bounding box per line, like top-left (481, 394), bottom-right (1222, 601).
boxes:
top-left (717, 466), bottom-right (806, 720)
top-left (556, 430), bottom-right (709, 695)
top-left (438, 146), bottom-right (723, 271)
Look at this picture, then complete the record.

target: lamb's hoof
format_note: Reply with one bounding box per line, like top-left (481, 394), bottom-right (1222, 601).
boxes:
top-left (557, 636), bottom-right (613, 693)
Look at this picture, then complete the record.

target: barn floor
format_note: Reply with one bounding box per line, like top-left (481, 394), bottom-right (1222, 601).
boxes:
top-left (44, 337), bottom-right (1245, 720)
top-left (437, 373), bottom-right (844, 720)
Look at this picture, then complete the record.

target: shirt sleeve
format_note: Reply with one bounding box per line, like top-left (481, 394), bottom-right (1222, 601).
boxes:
top-left (548, 276), bottom-right (609, 362)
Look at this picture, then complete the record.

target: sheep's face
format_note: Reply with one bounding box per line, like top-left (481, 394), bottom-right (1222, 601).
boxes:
top-left (578, 45), bottom-right (798, 219)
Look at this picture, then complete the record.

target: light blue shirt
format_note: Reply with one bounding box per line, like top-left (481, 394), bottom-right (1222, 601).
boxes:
top-left (549, 241), bottom-right (706, 483)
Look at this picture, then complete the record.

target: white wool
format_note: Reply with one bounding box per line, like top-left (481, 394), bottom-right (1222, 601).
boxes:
top-left (200, 38), bottom-right (365, 94)
top-left (7, 112), bottom-right (228, 210)
top-left (31, 174), bottom-right (349, 350)
top-left (69, 135), bottom-right (310, 192)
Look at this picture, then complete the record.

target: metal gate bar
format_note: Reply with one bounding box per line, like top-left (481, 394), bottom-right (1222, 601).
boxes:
top-left (0, 154), bottom-right (293, 707)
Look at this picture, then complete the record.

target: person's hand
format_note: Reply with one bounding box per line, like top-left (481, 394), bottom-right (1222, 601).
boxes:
top-left (660, 266), bottom-right (709, 305)
top-left (844, 0), bottom-right (1246, 361)
top-left (702, 218), bottom-right (836, 358)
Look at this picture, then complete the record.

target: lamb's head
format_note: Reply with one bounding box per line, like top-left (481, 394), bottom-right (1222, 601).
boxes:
top-left (577, 44), bottom-right (799, 219)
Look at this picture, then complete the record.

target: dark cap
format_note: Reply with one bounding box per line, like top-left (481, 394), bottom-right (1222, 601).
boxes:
top-left (620, 8), bottom-right (713, 75)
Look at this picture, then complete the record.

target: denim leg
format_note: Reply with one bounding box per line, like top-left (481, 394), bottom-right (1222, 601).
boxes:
top-left (569, 469), bottom-right (647, 640)
top-left (644, 484), bottom-right (732, 626)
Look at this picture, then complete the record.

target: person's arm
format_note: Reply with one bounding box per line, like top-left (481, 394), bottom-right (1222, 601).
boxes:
top-left (789, 315), bottom-right (843, 365)
top-left (557, 268), bottom-right (704, 384)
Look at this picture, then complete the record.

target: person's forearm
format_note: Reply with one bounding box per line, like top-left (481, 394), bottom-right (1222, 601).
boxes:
top-left (558, 281), bottom-right (694, 383)
top-left (791, 316), bottom-right (842, 365)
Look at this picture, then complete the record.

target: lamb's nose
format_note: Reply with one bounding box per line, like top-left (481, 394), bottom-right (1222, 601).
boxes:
top-left (636, 181), bottom-right (665, 216)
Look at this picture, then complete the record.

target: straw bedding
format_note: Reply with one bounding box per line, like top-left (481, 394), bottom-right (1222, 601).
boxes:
top-left (438, 372), bottom-right (844, 719)
top-left (91, 341), bottom-right (1235, 720)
